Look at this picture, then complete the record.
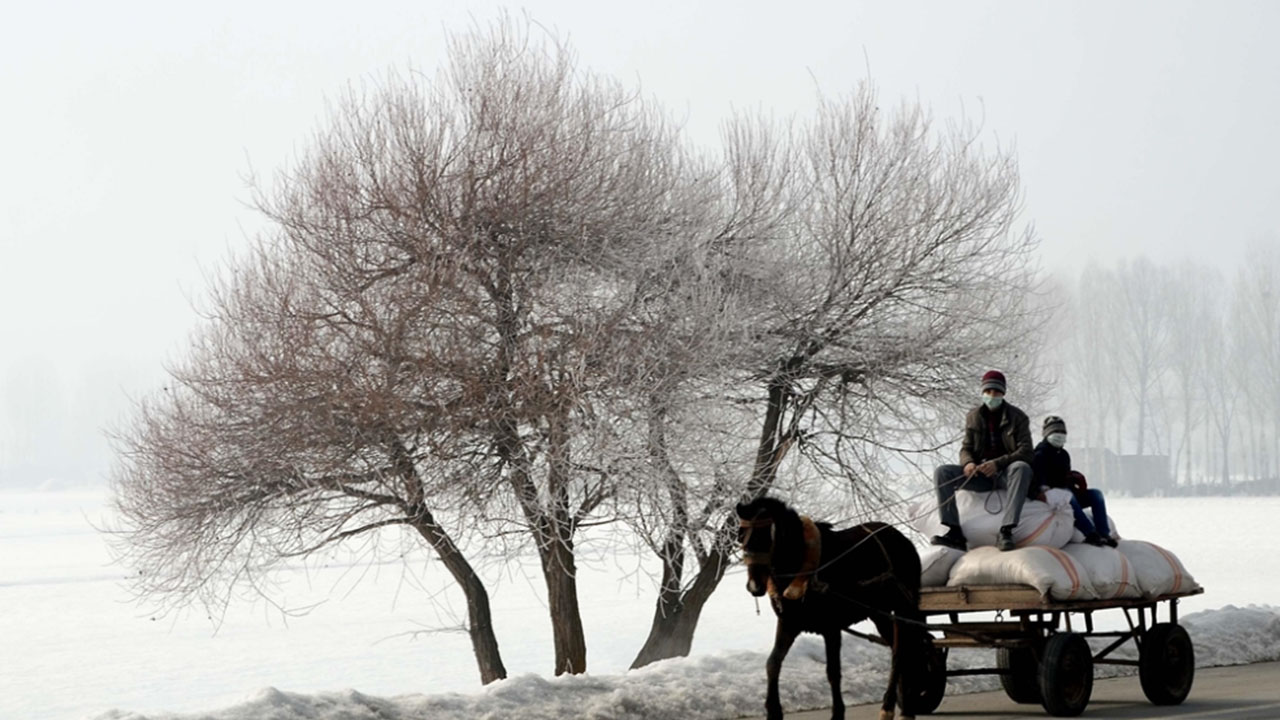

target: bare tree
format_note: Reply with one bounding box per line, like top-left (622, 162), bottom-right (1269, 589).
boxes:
top-left (1060, 256), bottom-right (1279, 491)
top-left (110, 239), bottom-right (512, 681)
top-left (111, 16), bottom-right (717, 681)
top-left (1204, 282), bottom-right (1247, 486)
top-left (1164, 262), bottom-right (1221, 484)
top-left (1063, 263), bottom-right (1122, 456)
top-left (1110, 258), bottom-right (1174, 456)
top-left (627, 87), bottom-right (1047, 667)
top-left (1233, 243), bottom-right (1280, 482)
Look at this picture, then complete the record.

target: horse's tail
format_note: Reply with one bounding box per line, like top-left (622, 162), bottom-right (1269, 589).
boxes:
top-left (879, 524), bottom-right (926, 717)
top-left (893, 605), bottom-right (931, 717)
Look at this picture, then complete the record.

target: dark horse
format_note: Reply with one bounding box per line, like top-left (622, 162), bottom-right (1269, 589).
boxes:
top-left (736, 496), bottom-right (926, 720)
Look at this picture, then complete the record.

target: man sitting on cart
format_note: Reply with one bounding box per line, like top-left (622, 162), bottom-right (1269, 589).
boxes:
top-left (1033, 415), bottom-right (1118, 547)
top-left (931, 369), bottom-right (1034, 552)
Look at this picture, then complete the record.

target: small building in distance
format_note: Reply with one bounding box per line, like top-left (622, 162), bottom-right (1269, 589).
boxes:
top-left (1072, 448), bottom-right (1173, 496)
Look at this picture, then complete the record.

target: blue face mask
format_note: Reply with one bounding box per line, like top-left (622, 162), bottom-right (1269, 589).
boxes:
top-left (1047, 433), bottom-right (1067, 448)
top-left (983, 394), bottom-right (1003, 411)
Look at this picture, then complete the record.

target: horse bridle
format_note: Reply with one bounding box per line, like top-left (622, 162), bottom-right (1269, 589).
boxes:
top-left (739, 516), bottom-right (774, 566)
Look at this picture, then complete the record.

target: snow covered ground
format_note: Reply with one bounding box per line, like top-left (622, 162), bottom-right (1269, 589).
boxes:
top-left (3, 491), bottom-right (1279, 720)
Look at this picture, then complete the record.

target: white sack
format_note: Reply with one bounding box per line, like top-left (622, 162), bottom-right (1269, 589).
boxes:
top-left (919, 546), bottom-right (965, 587)
top-left (1115, 539), bottom-right (1201, 598)
top-left (1061, 544), bottom-right (1142, 600)
top-left (916, 487), bottom-right (1078, 550)
top-left (947, 545), bottom-right (1097, 601)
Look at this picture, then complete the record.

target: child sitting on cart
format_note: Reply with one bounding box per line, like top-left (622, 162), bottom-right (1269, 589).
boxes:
top-left (1033, 415), bottom-right (1117, 547)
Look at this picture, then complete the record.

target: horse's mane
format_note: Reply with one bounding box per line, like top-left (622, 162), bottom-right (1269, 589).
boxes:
top-left (739, 496), bottom-right (831, 529)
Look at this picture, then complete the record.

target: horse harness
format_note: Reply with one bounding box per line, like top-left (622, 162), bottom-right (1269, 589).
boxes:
top-left (740, 514), bottom-right (822, 600)
top-left (739, 515), bottom-right (916, 607)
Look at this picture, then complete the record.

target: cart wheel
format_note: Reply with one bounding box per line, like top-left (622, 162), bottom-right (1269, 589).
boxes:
top-left (1140, 623), bottom-right (1195, 705)
top-left (913, 644), bottom-right (948, 714)
top-left (1038, 633), bottom-right (1093, 717)
top-left (997, 644), bottom-right (1042, 704)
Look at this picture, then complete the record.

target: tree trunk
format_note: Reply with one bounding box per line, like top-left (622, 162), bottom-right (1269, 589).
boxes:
top-left (494, 410), bottom-right (589, 676)
top-left (408, 511), bottom-right (507, 684)
top-left (1204, 418), bottom-right (1213, 487)
top-left (540, 530), bottom-right (588, 674)
top-left (1136, 384), bottom-right (1147, 457)
top-left (630, 545), bottom-right (729, 668)
top-left (540, 405), bottom-right (588, 675)
top-left (1181, 394), bottom-right (1193, 487)
top-left (392, 440), bottom-right (506, 684)
top-left (631, 372), bottom-right (793, 668)
top-left (1249, 417), bottom-right (1261, 483)
top-left (1183, 428), bottom-right (1193, 487)
top-left (1272, 394), bottom-right (1279, 481)
top-left (631, 600), bottom-right (702, 666)
top-left (631, 396), bottom-right (696, 668)
top-left (1219, 425), bottom-right (1232, 487)
top-left (486, 266), bottom-right (588, 675)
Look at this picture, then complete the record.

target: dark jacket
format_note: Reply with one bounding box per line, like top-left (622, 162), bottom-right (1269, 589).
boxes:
top-left (959, 401), bottom-right (1033, 471)
top-left (1032, 440), bottom-right (1088, 499)
top-left (1032, 440), bottom-right (1072, 490)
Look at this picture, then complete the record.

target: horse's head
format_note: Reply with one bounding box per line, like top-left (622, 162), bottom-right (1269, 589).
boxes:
top-left (735, 497), bottom-right (791, 597)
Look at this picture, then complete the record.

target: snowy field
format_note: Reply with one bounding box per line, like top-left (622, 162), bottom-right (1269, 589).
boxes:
top-left (3, 491), bottom-right (1279, 720)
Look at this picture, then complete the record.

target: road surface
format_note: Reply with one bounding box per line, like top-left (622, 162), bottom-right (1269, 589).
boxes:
top-left (738, 661), bottom-right (1280, 719)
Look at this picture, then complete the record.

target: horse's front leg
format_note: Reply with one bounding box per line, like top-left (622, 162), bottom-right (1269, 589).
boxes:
top-left (823, 630), bottom-right (845, 720)
top-left (766, 621), bottom-right (799, 720)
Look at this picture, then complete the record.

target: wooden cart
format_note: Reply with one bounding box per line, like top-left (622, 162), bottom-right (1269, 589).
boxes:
top-left (910, 584), bottom-right (1203, 717)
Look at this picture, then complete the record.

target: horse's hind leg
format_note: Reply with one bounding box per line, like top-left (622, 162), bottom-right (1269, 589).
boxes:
top-left (766, 623), bottom-right (799, 720)
top-left (872, 616), bottom-right (899, 720)
top-left (823, 630), bottom-right (845, 720)
top-left (894, 614), bottom-right (924, 720)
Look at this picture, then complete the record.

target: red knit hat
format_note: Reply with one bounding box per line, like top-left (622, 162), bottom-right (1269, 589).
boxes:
top-left (981, 370), bottom-right (1007, 393)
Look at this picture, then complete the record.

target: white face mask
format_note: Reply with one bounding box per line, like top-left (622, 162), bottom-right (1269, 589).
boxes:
top-left (982, 394), bottom-right (1004, 410)
top-left (1047, 433), bottom-right (1067, 448)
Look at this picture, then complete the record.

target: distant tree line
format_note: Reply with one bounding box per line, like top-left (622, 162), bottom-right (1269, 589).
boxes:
top-left (1049, 248), bottom-right (1280, 493)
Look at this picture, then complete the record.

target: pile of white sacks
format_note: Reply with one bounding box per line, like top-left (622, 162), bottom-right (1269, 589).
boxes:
top-left (914, 488), bottom-right (1199, 601)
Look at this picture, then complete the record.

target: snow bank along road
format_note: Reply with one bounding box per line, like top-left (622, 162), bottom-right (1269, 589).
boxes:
top-left (743, 660), bottom-right (1280, 719)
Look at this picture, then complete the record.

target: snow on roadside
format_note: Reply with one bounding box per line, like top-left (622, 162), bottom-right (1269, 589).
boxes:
top-left (91, 604), bottom-right (1280, 720)
top-left (1185, 604), bottom-right (1280, 667)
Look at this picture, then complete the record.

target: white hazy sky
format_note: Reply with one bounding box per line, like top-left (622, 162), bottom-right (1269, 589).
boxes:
top-left (2, 0), bottom-right (1278, 485)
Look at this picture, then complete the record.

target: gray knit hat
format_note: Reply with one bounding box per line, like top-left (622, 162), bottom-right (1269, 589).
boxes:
top-left (1043, 415), bottom-right (1067, 437)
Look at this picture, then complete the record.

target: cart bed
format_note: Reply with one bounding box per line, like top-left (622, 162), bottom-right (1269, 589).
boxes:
top-left (920, 584), bottom-right (1203, 614)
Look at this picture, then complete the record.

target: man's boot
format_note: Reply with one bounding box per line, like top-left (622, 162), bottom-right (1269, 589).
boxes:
top-left (996, 525), bottom-right (1017, 551)
top-left (930, 524), bottom-right (967, 551)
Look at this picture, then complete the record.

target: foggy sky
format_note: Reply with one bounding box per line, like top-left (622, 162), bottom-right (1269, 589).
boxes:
top-left (2, 0), bottom-right (1278, 486)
